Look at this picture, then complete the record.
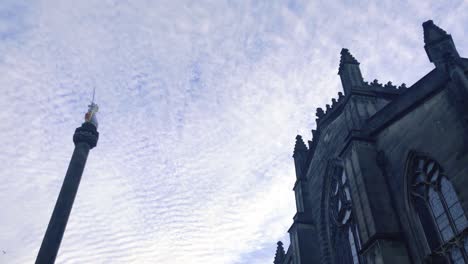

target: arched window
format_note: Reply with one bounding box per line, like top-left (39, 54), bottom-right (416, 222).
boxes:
top-left (410, 156), bottom-right (468, 263)
top-left (330, 167), bottom-right (363, 264)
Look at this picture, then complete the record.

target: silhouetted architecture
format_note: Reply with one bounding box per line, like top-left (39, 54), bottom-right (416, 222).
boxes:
top-left (274, 20), bottom-right (468, 264)
top-left (36, 103), bottom-right (99, 264)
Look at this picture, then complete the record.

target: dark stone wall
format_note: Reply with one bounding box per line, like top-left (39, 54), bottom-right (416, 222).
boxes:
top-left (303, 94), bottom-right (392, 263)
top-left (281, 79), bottom-right (468, 263)
top-left (339, 93), bottom-right (412, 263)
top-left (374, 82), bottom-right (468, 263)
top-left (307, 109), bottom-right (350, 263)
top-left (277, 21), bottom-right (468, 263)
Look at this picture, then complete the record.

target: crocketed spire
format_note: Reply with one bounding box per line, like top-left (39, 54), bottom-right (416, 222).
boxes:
top-left (273, 241), bottom-right (286, 264)
top-left (293, 135), bottom-right (308, 180)
top-left (423, 20), bottom-right (450, 45)
top-left (338, 48), bottom-right (359, 74)
top-left (293, 135), bottom-right (308, 156)
top-left (338, 48), bottom-right (364, 95)
top-left (422, 20), bottom-right (459, 69)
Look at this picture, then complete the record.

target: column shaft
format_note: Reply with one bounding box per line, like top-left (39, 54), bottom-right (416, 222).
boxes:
top-left (35, 142), bottom-right (90, 264)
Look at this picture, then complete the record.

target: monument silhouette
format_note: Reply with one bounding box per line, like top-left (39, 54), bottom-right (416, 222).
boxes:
top-left (35, 102), bottom-right (99, 264)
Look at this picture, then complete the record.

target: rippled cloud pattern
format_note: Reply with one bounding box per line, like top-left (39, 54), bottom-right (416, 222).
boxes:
top-left (0, 0), bottom-right (466, 263)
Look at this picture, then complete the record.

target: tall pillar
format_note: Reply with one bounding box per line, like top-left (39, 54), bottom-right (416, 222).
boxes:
top-left (36, 105), bottom-right (99, 264)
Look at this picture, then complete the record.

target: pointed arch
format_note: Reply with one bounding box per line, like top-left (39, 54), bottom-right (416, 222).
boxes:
top-left (406, 151), bottom-right (468, 263)
top-left (323, 158), bottom-right (364, 264)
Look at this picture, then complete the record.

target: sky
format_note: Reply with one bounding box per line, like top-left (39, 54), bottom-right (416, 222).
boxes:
top-left (0, 0), bottom-right (466, 263)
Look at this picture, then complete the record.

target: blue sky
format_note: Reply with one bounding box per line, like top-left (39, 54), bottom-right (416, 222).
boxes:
top-left (0, 0), bottom-right (466, 263)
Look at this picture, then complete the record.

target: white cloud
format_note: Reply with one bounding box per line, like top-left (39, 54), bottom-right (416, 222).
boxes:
top-left (0, 0), bottom-right (466, 263)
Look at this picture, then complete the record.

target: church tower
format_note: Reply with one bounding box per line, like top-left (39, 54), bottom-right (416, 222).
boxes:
top-left (35, 102), bottom-right (99, 264)
top-left (273, 19), bottom-right (468, 264)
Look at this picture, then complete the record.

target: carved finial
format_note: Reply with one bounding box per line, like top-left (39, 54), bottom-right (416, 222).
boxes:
top-left (294, 135), bottom-right (308, 157)
top-left (398, 83), bottom-right (407, 89)
top-left (338, 48), bottom-right (359, 74)
top-left (370, 79), bottom-right (382, 88)
top-left (338, 92), bottom-right (344, 100)
top-left (332, 98), bottom-right (337, 106)
top-left (423, 20), bottom-right (460, 68)
top-left (338, 48), bottom-right (364, 95)
top-left (326, 104), bottom-right (331, 112)
top-left (316, 107), bottom-right (325, 119)
top-left (384, 81), bottom-right (396, 89)
top-left (274, 241), bottom-right (286, 264)
top-left (423, 20), bottom-right (449, 45)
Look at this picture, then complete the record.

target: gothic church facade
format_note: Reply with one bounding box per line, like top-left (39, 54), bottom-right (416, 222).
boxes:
top-left (273, 20), bottom-right (468, 264)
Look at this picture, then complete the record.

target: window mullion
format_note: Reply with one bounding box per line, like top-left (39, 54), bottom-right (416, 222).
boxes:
top-left (437, 187), bottom-right (462, 263)
top-left (438, 187), bottom-right (458, 238)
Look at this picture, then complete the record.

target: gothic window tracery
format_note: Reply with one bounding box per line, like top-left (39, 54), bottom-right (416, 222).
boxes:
top-left (410, 156), bottom-right (468, 263)
top-left (330, 167), bottom-right (363, 264)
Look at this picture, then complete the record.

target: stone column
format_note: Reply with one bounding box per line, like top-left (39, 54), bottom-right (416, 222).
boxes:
top-left (35, 122), bottom-right (98, 264)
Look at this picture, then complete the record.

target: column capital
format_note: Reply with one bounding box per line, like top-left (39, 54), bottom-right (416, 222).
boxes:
top-left (73, 122), bottom-right (99, 149)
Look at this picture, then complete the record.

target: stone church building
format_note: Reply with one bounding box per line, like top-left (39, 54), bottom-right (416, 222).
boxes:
top-left (273, 20), bottom-right (468, 264)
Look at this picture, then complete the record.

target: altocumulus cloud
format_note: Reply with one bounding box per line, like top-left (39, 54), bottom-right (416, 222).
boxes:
top-left (0, 0), bottom-right (467, 263)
